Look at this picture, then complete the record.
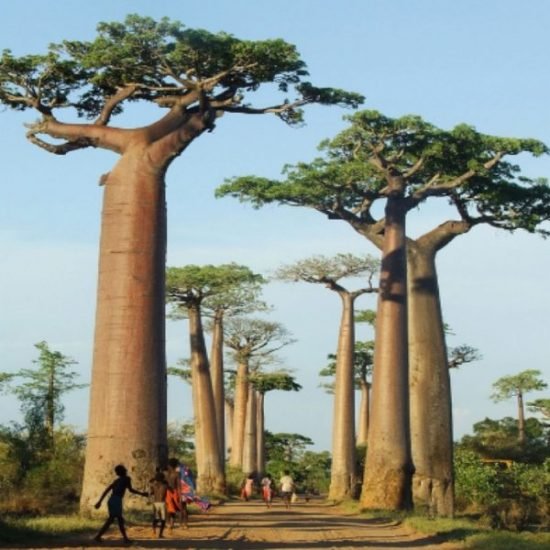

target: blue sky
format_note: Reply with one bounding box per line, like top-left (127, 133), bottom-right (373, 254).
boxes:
top-left (1, 0), bottom-right (549, 452)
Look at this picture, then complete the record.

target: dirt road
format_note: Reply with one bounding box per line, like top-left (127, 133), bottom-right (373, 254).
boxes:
top-left (71, 500), bottom-right (463, 550)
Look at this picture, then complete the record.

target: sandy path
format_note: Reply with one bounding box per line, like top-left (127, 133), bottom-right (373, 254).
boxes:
top-left (10, 500), bottom-right (463, 549)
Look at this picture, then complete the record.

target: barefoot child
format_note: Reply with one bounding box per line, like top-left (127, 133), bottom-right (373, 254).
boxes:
top-left (149, 470), bottom-right (168, 538)
top-left (93, 464), bottom-right (148, 543)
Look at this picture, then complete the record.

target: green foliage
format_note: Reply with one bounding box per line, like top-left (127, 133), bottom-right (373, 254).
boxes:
top-left (248, 370), bottom-right (301, 394)
top-left (448, 344), bottom-right (482, 369)
top-left (263, 431), bottom-right (330, 492)
top-left (0, 341), bottom-right (85, 444)
top-left (465, 532), bottom-right (550, 550)
top-left (217, 109), bottom-right (550, 237)
top-left (454, 448), bottom-right (502, 509)
top-left (454, 447), bottom-right (550, 529)
top-left (491, 370), bottom-right (547, 403)
top-left (404, 513), bottom-right (550, 550)
top-left (265, 431), bottom-right (313, 466)
top-left (528, 398), bottom-right (550, 420)
top-left (167, 421), bottom-right (195, 467)
top-left (166, 263), bottom-right (266, 319)
top-left (320, 340), bottom-right (374, 394)
top-left (1, 14), bottom-right (363, 122)
top-left (0, 424), bottom-right (85, 513)
top-left (459, 417), bottom-right (550, 463)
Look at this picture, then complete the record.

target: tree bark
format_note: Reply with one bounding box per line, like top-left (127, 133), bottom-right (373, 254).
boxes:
top-left (361, 189), bottom-right (413, 511)
top-left (242, 385), bottom-right (258, 475)
top-left (356, 379), bottom-right (370, 447)
top-left (517, 392), bottom-right (526, 446)
top-left (80, 151), bottom-right (168, 510)
top-left (408, 242), bottom-right (454, 516)
top-left (328, 292), bottom-right (357, 500)
top-left (225, 398), bottom-right (234, 459)
top-left (188, 306), bottom-right (225, 494)
top-left (256, 391), bottom-right (266, 475)
top-left (75, 111), bottom-right (210, 511)
top-left (210, 311), bottom-right (226, 460)
top-left (230, 360), bottom-right (249, 469)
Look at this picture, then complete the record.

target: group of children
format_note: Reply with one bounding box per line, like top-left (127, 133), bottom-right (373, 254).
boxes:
top-left (93, 458), bottom-right (210, 544)
top-left (241, 470), bottom-right (295, 509)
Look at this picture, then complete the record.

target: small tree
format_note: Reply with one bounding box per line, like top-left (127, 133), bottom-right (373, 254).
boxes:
top-left (491, 370), bottom-right (547, 446)
top-left (0, 341), bottom-right (85, 448)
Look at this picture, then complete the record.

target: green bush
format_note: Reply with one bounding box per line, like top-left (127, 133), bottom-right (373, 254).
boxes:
top-left (455, 448), bottom-right (502, 509)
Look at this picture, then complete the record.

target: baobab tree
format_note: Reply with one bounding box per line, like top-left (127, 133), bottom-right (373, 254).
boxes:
top-left (249, 369), bottom-right (302, 474)
top-left (202, 266), bottom-right (268, 461)
top-left (320, 340), bottom-right (374, 447)
top-left (166, 264), bottom-right (245, 493)
top-left (491, 370), bottom-right (547, 446)
top-left (275, 253), bottom-right (378, 500)
top-left (223, 317), bottom-right (295, 471)
top-left (217, 109), bottom-right (550, 512)
top-left (0, 14), bottom-right (363, 508)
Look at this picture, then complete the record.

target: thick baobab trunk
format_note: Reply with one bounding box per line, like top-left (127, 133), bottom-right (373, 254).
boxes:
top-left (230, 361), bottom-right (249, 468)
top-left (210, 312), bottom-right (225, 459)
top-left (328, 293), bottom-right (356, 500)
top-left (362, 192), bottom-right (412, 511)
top-left (356, 379), bottom-right (370, 447)
top-left (188, 306), bottom-right (225, 494)
top-left (408, 243), bottom-right (454, 516)
top-left (80, 152), bottom-right (168, 511)
top-left (256, 391), bottom-right (266, 475)
top-left (242, 385), bottom-right (258, 475)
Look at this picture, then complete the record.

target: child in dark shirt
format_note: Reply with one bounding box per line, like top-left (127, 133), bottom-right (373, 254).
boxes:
top-left (93, 464), bottom-right (148, 543)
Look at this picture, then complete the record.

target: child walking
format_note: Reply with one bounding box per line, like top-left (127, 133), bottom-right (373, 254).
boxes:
top-left (149, 470), bottom-right (168, 538)
top-left (93, 464), bottom-right (148, 543)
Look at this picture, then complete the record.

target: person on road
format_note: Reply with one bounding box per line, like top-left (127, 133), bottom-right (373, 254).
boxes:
top-left (279, 470), bottom-right (294, 510)
top-left (93, 464), bottom-right (148, 544)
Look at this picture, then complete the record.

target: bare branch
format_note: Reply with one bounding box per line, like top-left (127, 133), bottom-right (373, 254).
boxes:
top-left (94, 84), bottom-right (139, 125)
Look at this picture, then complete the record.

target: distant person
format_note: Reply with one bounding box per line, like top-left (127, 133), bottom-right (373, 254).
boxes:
top-left (149, 470), bottom-right (168, 538)
top-left (165, 458), bottom-right (183, 530)
top-left (260, 473), bottom-right (273, 508)
top-left (279, 470), bottom-right (294, 510)
top-left (241, 473), bottom-right (255, 501)
top-left (93, 464), bottom-right (148, 543)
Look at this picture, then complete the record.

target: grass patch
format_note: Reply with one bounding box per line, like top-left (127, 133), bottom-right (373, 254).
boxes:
top-left (0, 514), bottom-right (97, 545)
top-left (464, 532), bottom-right (550, 550)
top-left (403, 513), bottom-right (550, 550)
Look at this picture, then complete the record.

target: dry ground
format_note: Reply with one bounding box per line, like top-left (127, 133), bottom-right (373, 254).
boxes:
top-left (6, 500), bottom-right (464, 550)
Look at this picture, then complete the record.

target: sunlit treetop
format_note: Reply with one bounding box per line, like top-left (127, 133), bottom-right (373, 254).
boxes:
top-left (217, 110), bottom-right (550, 237)
top-left (0, 14), bottom-right (364, 127)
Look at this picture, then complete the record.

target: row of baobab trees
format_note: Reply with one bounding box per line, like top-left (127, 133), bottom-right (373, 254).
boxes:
top-left (2, 15), bottom-right (549, 516)
top-left (163, 255), bottom-right (380, 503)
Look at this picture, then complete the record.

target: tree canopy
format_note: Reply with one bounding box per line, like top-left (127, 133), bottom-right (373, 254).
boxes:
top-left (216, 110), bottom-right (550, 241)
top-left (491, 370), bottom-right (547, 403)
top-left (0, 14), bottom-right (364, 154)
